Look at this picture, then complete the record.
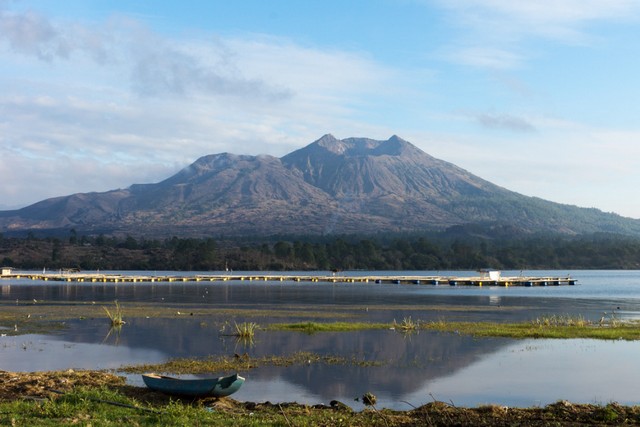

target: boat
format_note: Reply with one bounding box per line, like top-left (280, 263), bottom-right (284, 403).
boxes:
top-left (141, 373), bottom-right (245, 397)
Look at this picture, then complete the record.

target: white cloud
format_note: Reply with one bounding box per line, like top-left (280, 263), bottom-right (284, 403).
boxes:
top-left (0, 7), bottom-right (401, 208)
top-left (434, 0), bottom-right (640, 68)
top-left (127, 33), bottom-right (293, 101)
top-left (446, 46), bottom-right (524, 69)
top-left (474, 112), bottom-right (536, 132)
top-left (408, 116), bottom-right (640, 218)
top-left (439, 0), bottom-right (639, 39)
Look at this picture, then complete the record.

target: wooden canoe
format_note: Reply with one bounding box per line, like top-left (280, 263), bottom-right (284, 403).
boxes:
top-left (142, 372), bottom-right (245, 397)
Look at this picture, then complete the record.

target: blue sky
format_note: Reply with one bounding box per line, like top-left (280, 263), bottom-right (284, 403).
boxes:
top-left (2, 0), bottom-right (640, 217)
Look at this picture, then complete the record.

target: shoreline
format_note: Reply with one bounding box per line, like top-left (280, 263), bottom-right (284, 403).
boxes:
top-left (0, 370), bottom-right (636, 426)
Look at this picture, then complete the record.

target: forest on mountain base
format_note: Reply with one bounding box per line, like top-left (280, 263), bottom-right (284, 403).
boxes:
top-left (1, 230), bottom-right (640, 271)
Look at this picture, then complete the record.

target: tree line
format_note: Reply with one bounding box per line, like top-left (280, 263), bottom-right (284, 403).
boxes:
top-left (2, 230), bottom-right (640, 271)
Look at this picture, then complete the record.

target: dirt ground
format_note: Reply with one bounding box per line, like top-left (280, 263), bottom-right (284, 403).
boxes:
top-left (3, 370), bottom-right (640, 426)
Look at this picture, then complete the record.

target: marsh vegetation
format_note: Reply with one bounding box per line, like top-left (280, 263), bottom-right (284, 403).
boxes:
top-left (102, 300), bottom-right (125, 327)
top-left (3, 297), bottom-right (640, 340)
top-left (121, 351), bottom-right (382, 375)
top-left (423, 315), bottom-right (640, 340)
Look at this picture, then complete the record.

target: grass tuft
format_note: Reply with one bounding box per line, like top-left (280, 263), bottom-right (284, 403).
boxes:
top-left (392, 316), bottom-right (420, 332)
top-left (102, 300), bottom-right (125, 327)
top-left (230, 321), bottom-right (259, 339)
top-left (532, 315), bottom-right (590, 327)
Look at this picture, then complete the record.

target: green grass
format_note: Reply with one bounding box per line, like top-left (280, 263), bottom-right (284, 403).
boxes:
top-left (424, 317), bottom-right (640, 340)
top-left (0, 387), bottom-right (329, 427)
top-left (3, 386), bottom-right (639, 426)
top-left (0, 388), bottom-right (182, 427)
top-left (267, 321), bottom-right (389, 333)
top-left (253, 317), bottom-right (640, 340)
top-left (122, 351), bottom-right (382, 375)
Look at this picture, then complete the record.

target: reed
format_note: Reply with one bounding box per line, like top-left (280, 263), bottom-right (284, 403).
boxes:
top-left (230, 321), bottom-right (259, 339)
top-left (532, 315), bottom-right (590, 327)
top-left (393, 316), bottom-right (420, 332)
top-left (600, 310), bottom-right (621, 327)
top-left (102, 300), bottom-right (125, 327)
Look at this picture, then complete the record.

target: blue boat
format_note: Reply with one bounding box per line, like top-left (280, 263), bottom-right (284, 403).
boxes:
top-left (142, 373), bottom-right (245, 397)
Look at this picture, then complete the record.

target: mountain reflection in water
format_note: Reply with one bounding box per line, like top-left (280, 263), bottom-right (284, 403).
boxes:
top-left (3, 270), bottom-right (640, 409)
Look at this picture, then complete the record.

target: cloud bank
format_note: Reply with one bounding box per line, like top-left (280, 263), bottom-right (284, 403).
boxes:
top-left (0, 6), bottom-right (399, 208)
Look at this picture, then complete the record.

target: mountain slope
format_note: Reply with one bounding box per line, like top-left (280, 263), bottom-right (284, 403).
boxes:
top-left (1, 134), bottom-right (639, 237)
top-left (282, 134), bottom-right (508, 227)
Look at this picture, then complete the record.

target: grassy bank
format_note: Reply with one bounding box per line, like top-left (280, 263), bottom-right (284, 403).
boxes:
top-left (267, 316), bottom-right (640, 340)
top-left (423, 315), bottom-right (640, 340)
top-left (121, 351), bottom-right (382, 375)
top-left (1, 371), bottom-right (638, 426)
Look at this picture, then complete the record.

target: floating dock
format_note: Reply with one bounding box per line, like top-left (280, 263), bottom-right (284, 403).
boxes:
top-left (0, 272), bottom-right (576, 287)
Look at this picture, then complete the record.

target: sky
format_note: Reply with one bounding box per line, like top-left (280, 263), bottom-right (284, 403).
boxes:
top-left (1, 1), bottom-right (640, 218)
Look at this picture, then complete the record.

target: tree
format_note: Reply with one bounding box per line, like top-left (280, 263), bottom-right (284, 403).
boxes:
top-left (69, 228), bottom-right (78, 245)
top-left (274, 241), bottom-right (292, 258)
top-left (123, 235), bottom-right (139, 250)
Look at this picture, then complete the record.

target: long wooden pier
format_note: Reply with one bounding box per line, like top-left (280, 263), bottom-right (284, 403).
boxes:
top-left (0, 272), bottom-right (576, 287)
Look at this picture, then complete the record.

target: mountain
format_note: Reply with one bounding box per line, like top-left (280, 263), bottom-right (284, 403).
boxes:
top-left (1, 134), bottom-right (640, 237)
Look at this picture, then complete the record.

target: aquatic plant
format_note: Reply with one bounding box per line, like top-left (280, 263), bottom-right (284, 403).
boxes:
top-left (122, 351), bottom-right (382, 374)
top-left (429, 318), bottom-right (449, 329)
top-left (229, 322), bottom-right (260, 339)
top-left (219, 322), bottom-right (257, 349)
top-left (102, 300), bottom-right (125, 327)
top-left (392, 316), bottom-right (420, 332)
top-left (532, 315), bottom-right (590, 327)
top-left (599, 309), bottom-right (622, 327)
top-left (424, 317), bottom-right (640, 340)
top-left (268, 321), bottom-right (388, 333)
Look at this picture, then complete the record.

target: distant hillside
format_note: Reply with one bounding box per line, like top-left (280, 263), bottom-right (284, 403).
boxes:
top-left (1, 134), bottom-right (640, 237)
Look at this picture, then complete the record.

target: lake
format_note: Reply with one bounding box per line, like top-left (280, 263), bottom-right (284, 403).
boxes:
top-left (2, 269), bottom-right (640, 410)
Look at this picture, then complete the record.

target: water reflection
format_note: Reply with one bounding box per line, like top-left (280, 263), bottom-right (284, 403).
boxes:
top-left (0, 334), bottom-right (166, 371)
top-left (408, 339), bottom-right (640, 408)
top-left (6, 324), bottom-right (511, 408)
top-left (235, 338), bottom-right (640, 409)
top-left (2, 280), bottom-right (634, 323)
top-left (229, 331), bottom-right (509, 408)
top-left (3, 270), bottom-right (640, 409)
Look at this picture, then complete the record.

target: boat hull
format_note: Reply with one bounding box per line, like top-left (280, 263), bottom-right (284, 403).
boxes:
top-left (142, 373), bottom-right (245, 397)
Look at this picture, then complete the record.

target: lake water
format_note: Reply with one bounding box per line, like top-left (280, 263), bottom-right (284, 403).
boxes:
top-left (2, 269), bottom-right (640, 409)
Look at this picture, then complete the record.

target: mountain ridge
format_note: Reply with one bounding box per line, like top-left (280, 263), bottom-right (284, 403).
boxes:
top-left (1, 134), bottom-right (639, 237)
